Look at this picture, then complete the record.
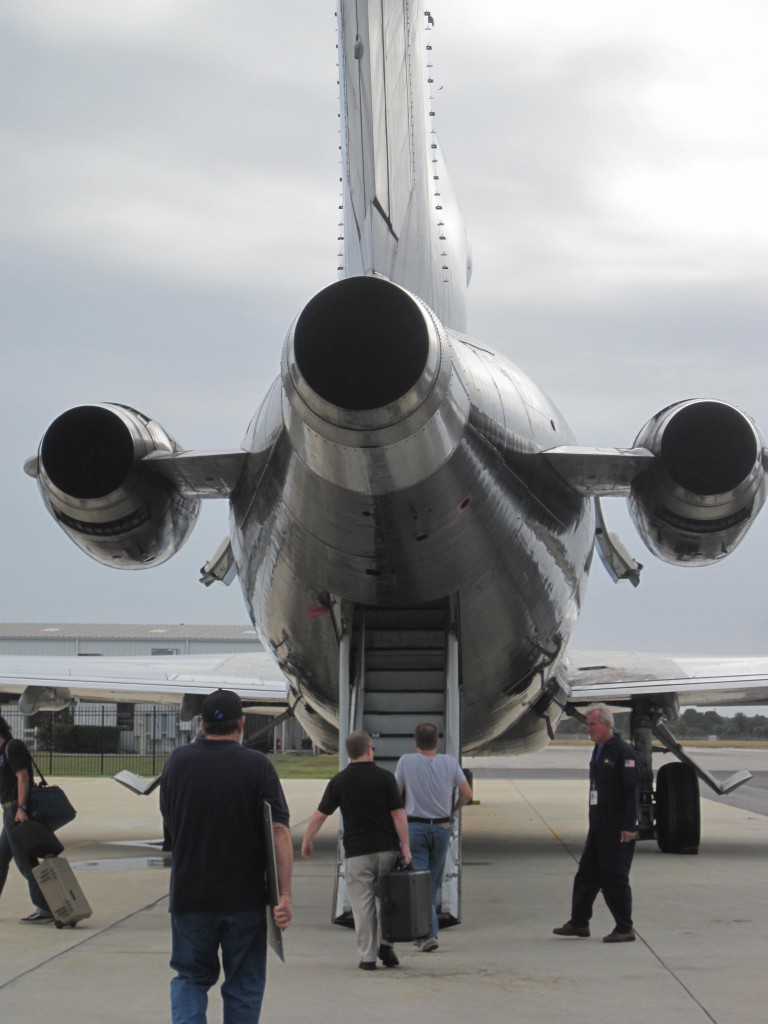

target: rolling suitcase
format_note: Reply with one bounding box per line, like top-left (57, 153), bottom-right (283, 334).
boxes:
top-left (379, 865), bottom-right (432, 942)
top-left (32, 856), bottom-right (92, 928)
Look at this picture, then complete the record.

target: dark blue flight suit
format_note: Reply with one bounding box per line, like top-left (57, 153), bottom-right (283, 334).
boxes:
top-left (570, 733), bottom-right (639, 933)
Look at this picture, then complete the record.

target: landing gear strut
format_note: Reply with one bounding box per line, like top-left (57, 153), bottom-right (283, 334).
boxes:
top-left (630, 698), bottom-right (751, 854)
top-left (631, 699), bottom-right (700, 854)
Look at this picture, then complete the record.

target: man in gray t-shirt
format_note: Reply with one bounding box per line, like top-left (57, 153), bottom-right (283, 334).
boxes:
top-left (394, 722), bottom-right (473, 951)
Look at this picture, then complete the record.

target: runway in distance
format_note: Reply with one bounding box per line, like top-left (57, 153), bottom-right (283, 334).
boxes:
top-left (7, 1), bottom-right (768, 896)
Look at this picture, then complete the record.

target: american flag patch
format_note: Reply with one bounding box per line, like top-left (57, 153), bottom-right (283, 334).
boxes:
top-left (625, 759), bottom-right (636, 768)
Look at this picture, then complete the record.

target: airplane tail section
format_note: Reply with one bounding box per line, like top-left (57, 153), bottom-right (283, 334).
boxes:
top-left (337, 1), bottom-right (470, 331)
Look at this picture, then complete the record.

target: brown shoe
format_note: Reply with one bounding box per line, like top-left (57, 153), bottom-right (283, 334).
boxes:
top-left (553, 921), bottom-right (590, 937)
top-left (603, 929), bottom-right (635, 943)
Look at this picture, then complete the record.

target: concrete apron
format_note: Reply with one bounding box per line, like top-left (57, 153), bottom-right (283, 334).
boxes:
top-left (0, 775), bottom-right (765, 1024)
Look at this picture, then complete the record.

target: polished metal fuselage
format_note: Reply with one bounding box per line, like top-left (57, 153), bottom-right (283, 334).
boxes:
top-left (230, 283), bottom-right (595, 754)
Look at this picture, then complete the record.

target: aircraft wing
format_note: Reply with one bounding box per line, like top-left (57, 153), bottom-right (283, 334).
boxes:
top-left (566, 650), bottom-right (768, 708)
top-left (0, 651), bottom-right (290, 716)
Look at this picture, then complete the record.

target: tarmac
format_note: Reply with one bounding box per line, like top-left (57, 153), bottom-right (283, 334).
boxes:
top-left (0, 748), bottom-right (766, 1024)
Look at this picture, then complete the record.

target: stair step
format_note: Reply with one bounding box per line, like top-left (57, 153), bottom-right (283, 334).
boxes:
top-left (366, 649), bottom-right (445, 670)
top-left (364, 713), bottom-right (445, 736)
top-left (363, 692), bottom-right (445, 713)
top-left (363, 608), bottom-right (447, 630)
top-left (364, 629), bottom-right (446, 651)
top-left (363, 736), bottom-right (425, 758)
top-left (364, 669), bottom-right (446, 690)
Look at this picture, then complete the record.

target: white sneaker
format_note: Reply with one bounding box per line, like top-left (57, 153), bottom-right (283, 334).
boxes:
top-left (418, 937), bottom-right (439, 952)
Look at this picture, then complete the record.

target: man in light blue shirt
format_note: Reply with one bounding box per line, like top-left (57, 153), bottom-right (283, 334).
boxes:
top-left (394, 722), bottom-right (473, 951)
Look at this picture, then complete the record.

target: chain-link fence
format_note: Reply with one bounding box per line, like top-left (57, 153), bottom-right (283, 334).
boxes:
top-left (1, 704), bottom-right (275, 778)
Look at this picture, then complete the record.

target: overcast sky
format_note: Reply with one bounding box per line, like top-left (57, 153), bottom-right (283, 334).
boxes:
top-left (1, 1), bottom-right (766, 660)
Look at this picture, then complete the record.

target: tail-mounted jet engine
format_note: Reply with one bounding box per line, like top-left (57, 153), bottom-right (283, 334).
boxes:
top-left (628, 399), bottom-right (767, 565)
top-left (24, 403), bottom-right (200, 568)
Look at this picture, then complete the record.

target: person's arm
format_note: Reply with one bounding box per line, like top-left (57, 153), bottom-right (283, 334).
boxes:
top-left (619, 746), bottom-right (640, 842)
top-left (14, 767), bottom-right (32, 823)
top-left (454, 778), bottom-right (473, 813)
top-left (394, 757), bottom-right (405, 797)
top-left (301, 809), bottom-right (328, 859)
top-left (391, 807), bottom-right (412, 864)
top-left (272, 823), bottom-right (293, 929)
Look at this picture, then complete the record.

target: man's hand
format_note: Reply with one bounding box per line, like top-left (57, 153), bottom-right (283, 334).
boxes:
top-left (400, 843), bottom-right (412, 866)
top-left (300, 810), bottom-right (327, 860)
top-left (620, 830), bottom-right (638, 843)
top-left (273, 895), bottom-right (292, 930)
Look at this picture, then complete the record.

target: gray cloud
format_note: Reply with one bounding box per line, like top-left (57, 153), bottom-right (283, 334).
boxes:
top-left (1, 1), bottom-right (766, 663)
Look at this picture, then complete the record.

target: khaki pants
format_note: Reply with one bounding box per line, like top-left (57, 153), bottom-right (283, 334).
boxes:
top-left (345, 850), bottom-right (399, 963)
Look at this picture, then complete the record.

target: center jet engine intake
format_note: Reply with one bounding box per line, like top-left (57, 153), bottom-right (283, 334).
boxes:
top-left (628, 399), bottom-right (767, 565)
top-left (280, 275), bottom-right (470, 518)
top-left (24, 403), bottom-right (200, 568)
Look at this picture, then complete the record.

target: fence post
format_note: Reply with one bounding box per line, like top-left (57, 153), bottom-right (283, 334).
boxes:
top-left (47, 712), bottom-right (54, 775)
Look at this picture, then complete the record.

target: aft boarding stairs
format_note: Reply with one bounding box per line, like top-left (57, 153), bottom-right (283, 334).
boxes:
top-left (333, 600), bottom-right (464, 929)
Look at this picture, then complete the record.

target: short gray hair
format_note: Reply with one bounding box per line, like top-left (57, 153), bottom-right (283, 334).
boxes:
top-left (586, 703), bottom-right (614, 728)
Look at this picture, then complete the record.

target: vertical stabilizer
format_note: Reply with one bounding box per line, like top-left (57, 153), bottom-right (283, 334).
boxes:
top-left (337, 1), bottom-right (470, 331)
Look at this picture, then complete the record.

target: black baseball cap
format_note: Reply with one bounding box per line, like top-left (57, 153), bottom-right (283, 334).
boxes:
top-left (201, 688), bottom-right (243, 724)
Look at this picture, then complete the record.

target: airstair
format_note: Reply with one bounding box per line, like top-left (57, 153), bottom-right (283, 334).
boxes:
top-left (333, 598), bottom-right (464, 929)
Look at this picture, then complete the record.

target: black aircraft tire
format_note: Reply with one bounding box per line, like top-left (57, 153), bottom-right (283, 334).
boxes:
top-left (655, 762), bottom-right (700, 854)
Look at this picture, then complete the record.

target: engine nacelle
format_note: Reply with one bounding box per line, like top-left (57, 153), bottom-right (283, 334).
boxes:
top-left (24, 403), bottom-right (200, 568)
top-left (628, 399), bottom-right (767, 565)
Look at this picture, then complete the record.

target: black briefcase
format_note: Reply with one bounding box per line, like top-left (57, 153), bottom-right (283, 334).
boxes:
top-left (14, 820), bottom-right (64, 859)
top-left (379, 864), bottom-right (432, 942)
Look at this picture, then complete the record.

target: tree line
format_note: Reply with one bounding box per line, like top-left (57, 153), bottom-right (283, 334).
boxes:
top-left (556, 708), bottom-right (768, 740)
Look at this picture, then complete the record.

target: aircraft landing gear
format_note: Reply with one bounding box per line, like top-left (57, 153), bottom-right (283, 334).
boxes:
top-left (631, 699), bottom-right (701, 854)
top-left (630, 698), bottom-right (751, 854)
top-left (570, 698), bottom-right (752, 855)
top-left (654, 761), bottom-right (700, 854)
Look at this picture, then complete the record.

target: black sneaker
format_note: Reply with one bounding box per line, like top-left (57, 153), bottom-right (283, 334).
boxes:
top-left (358, 961), bottom-right (377, 971)
top-left (21, 909), bottom-right (53, 923)
top-left (378, 945), bottom-right (400, 967)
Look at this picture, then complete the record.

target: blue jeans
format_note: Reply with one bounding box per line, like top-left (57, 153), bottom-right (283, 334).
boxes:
top-left (170, 910), bottom-right (267, 1024)
top-left (0, 822), bottom-right (11, 896)
top-left (408, 822), bottom-right (452, 939)
top-left (2, 805), bottom-right (48, 911)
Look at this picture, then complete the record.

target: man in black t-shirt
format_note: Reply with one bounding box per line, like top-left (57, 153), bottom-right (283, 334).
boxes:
top-left (0, 715), bottom-right (52, 922)
top-left (160, 689), bottom-right (293, 1024)
top-left (301, 730), bottom-right (412, 970)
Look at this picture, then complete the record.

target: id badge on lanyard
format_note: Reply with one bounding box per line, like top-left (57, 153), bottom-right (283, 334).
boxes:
top-left (589, 745), bottom-right (602, 807)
